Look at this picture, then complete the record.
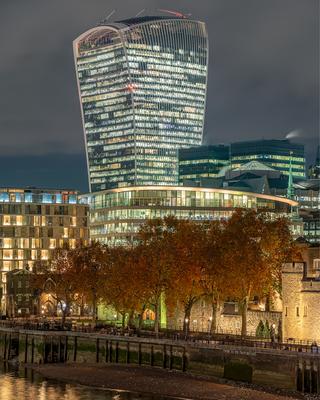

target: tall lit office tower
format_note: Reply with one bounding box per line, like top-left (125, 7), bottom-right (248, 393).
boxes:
top-left (73, 16), bottom-right (208, 191)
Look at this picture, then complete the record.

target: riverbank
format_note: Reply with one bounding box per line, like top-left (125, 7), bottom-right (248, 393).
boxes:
top-left (32, 363), bottom-right (302, 400)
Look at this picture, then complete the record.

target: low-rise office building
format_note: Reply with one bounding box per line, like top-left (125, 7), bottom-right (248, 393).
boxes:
top-left (0, 187), bottom-right (89, 315)
top-left (80, 185), bottom-right (298, 246)
top-left (179, 159), bottom-right (319, 244)
top-left (231, 139), bottom-right (306, 179)
top-left (178, 145), bottom-right (230, 184)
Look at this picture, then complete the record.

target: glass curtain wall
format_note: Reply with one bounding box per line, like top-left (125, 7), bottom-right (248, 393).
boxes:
top-left (74, 17), bottom-right (208, 191)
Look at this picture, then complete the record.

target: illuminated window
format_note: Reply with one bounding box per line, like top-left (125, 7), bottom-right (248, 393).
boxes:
top-left (17, 250), bottom-right (24, 260)
top-left (3, 238), bottom-right (12, 248)
top-left (49, 239), bottom-right (56, 249)
top-left (3, 249), bottom-right (13, 259)
top-left (3, 215), bottom-right (10, 225)
top-left (3, 261), bottom-right (12, 271)
top-left (313, 259), bottom-right (320, 271)
top-left (41, 250), bottom-right (48, 260)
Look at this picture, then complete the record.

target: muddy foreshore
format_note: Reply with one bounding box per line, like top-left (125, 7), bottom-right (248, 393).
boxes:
top-left (30, 363), bottom-right (305, 400)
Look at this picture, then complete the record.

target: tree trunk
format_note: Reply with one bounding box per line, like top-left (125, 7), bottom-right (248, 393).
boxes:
top-left (154, 300), bottom-right (160, 337)
top-left (121, 313), bottom-right (126, 328)
top-left (80, 297), bottom-right (84, 317)
top-left (265, 294), bottom-right (270, 312)
top-left (138, 305), bottom-right (146, 330)
top-left (92, 292), bottom-right (97, 325)
top-left (210, 297), bottom-right (221, 334)
top-left (128, 310), bottom-right (134, 328)
top-left (61, 309), bottom-right (66, 328)
top-left (240, 297), bottom-right (249, 337)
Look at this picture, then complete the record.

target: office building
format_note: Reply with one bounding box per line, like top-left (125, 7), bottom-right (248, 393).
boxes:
top-left (231, 139), bottom-right (306, 179)
top-left (79, 186), bottom-right (297, 246)
top-left (73, 16), bottom-right (209, 191)
top-left (178, 145), bottom-right (230, 184)
top-left (0, 187), bottom-right (89, 314)
top-left (308, 145), bottom-right (320, 179)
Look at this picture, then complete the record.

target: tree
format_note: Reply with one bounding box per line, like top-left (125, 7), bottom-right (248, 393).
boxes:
top-left (256, 320), bottom-right (265, 338)
top-left (102, 245), bottom-right (149, 328)
top-left (137, 217), bottom-right (180, 335)
top-left (164, 220), bottom-right (206, 335)
top-left (200, 220), bottom-right (231, 333)
top-left (222, 209), bottom-right (295, 337)
top-left (263, 320), bottom-right (271, 339)
top-left (72, 241), bottom-right (111, 324)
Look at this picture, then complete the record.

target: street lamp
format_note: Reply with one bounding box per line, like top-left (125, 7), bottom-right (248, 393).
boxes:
top-left (184, 318), bottom-right (189, 339)
top-left (271, 323), bottom-right (276, 344)
top-left (207, 316), bottom-right (213, 340)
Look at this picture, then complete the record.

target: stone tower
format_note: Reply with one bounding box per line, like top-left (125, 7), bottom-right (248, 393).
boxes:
top-left (282, 244), bottom-right (320, 342)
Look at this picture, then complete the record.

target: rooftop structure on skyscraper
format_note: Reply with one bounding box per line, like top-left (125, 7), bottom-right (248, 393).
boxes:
top-left (73, 15), bottom-right (209, 191)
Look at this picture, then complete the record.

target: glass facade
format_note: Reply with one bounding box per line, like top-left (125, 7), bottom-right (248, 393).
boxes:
top-left (231, 139), bottom-right (306, 179)
top-left (0, 188), bottom-right (89, 314)
top-left (79, 186), bottom-right (297, 246)
top-left (73, 16), bottom-right (208, 191)
top-left (179, 145), bottom-right (230, 183)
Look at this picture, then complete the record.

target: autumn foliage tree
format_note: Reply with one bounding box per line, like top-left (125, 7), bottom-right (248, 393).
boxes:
top-left (221, 209), bottom-right (295, 337)
top-left (72, 241), bottom-right (110, 323)
top-left (101, 245), bottom-right (150, 327)
top-left (31, 211), bottom-right (295, 338)
top-left (200, 220), bottom-right (231, 333)
top-left (136, 217), bottom-right (179, 335)
top-left (165, 220), bottom-right (206, 335)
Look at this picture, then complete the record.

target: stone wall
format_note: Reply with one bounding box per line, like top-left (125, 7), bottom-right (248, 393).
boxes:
top-left (167, 299), bottom-right (281, 336)
top-left (1, 327), bottom-right (320, 393)
top-left (188, 344), bottom-right (299, 390)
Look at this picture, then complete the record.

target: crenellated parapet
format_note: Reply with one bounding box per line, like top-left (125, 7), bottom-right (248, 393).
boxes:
top-left (282, 262), bottom-right (304, 274)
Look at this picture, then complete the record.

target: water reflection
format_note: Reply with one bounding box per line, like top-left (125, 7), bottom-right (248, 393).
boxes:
top-left (0, 363), bottom-right (170, 400)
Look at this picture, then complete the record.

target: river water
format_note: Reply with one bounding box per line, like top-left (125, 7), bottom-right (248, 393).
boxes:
top-left (0, 363), bottom-right (172, 400)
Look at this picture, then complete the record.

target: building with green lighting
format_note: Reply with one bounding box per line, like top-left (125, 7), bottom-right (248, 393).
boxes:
top-left (73, 16), bottom-right (208, 191)
top-left (231, 139), bottom-right (306, 179)
top-left (178, 145), bottom-right (230, 184)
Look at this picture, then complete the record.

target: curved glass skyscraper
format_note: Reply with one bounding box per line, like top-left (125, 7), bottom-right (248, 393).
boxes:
top-left (73, 16), bottom-right (208, 191)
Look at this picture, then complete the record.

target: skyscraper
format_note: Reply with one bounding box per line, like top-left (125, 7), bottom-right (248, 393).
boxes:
top-left (73, 16), bottom-right (208, 192)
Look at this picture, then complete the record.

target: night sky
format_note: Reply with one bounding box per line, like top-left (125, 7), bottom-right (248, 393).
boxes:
top-left (0, 0), bottom-right (318, 193)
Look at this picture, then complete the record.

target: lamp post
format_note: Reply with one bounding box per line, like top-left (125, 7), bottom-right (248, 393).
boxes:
top-left (184, 318), bottom-right (189, 340)
top-left (207, 316), bottom-right (213, 341)
top-left (271, 323), bottom-right (276, 346)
